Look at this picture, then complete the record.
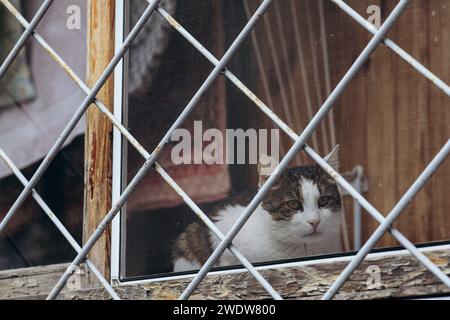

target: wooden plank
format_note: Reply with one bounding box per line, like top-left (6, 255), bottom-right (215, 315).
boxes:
top-left (83, 0), bottom-right (115, 281)
top-left (0, 263), bottom-right (77, 299)
top-left (328, 0), bottom-right (450, 248)
top-left (1, 248), bottom-right (449, 300)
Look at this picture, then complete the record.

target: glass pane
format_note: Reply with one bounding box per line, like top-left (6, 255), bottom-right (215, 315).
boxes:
top-left (121, 0), bottom-right (450, 280)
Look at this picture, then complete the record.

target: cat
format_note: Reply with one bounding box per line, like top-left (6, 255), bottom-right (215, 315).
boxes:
top-left (172, 145), bottom-right (343, 272)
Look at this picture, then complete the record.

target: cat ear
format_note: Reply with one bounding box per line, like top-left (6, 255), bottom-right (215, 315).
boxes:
top-left (258, 153), bottom-right (281, 189)
top-left (324, 144), bottom-right (340, 171)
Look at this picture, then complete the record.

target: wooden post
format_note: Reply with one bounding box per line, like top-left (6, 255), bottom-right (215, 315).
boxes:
top-left (83, 0), bottom-right (115, 281)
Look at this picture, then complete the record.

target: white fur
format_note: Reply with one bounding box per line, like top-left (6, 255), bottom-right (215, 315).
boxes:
top-left (173, 178), bottom-right (342, 272)
top-left (173, 258), bottom-right (200, 273)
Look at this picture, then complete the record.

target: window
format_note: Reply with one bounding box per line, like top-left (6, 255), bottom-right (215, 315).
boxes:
top-left (111, 0), bottom-right (450, 286)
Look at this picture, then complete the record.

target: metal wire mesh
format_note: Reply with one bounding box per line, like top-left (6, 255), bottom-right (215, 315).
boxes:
top-left (0, 0), bottom-right (448, 300)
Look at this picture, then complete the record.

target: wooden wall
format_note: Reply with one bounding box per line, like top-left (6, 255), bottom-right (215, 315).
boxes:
top-left (242, 0), bottom-right (450, 248)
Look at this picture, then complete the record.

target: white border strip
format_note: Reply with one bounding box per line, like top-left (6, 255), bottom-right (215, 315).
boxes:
top-left (110, 0), bottom-right (125, 283)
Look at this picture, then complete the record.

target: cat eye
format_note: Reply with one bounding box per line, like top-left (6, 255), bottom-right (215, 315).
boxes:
top-left (286, 200), bottom-right (303, 211)
top-left (318, 196), bottom-right (333, 208)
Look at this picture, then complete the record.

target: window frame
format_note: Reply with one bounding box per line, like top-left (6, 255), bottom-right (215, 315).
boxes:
top-left (111, 0), bottom-right (125, 284)
top-left (110, 0), bottom-right (450, 288)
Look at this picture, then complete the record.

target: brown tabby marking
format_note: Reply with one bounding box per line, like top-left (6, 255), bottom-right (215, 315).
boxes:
top-left (172, 222), bottom-right (213, 266)
top-left (172, 190), bottom-right (256, 266)
top-left (260, 165), bottom-right (341, 220)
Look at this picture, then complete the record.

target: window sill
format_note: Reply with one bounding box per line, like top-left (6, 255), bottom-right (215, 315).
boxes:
top-left (1, 246), bottom-right (450, 300)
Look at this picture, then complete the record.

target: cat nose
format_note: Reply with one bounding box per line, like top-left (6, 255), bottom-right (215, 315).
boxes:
top-left (307, 219), bottom-right (320, 230)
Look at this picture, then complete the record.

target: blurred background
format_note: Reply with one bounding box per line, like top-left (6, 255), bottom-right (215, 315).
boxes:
top-left (0, 0), bottom-right (86, 270)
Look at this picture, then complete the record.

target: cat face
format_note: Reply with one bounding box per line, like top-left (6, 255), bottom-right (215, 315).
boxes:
top-left (259, 146), bottom-right (342, 245)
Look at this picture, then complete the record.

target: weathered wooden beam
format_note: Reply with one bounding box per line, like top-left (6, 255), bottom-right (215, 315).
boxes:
top-left (83, 0), bottom-right (115, 281)
top-left (1, 248), bottom-right (449, 300)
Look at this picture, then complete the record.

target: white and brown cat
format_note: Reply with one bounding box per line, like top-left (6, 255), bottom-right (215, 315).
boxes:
top-left (172, 146), bottom-right (342, 272)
